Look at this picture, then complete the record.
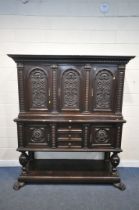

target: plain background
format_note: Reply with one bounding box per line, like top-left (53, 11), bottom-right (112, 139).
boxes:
top-left (0, 0), bottom-right (139, 166)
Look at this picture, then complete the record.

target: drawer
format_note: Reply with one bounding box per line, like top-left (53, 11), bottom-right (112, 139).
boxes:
top-left (57, 123), bottom-right (83, 148)
top-left (57, 123), bottom-right (82, 132)
top-left (57, 138), bottom-right (82, 148)
top-left (57, 132), bottom-right (82, 139)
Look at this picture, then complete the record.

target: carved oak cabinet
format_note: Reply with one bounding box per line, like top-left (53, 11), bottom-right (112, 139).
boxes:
top-left (8, 55), bottom-right (134, 190)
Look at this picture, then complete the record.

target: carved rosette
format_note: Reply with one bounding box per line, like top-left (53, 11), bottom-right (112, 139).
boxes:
top-left (30, 68), bottom-right (47, 108)
top-left (95, 128), bottom-right (110, 144)
top-left (95, 69), bottom-right (113, 110)
top-left (62, 70), bottom-right (80, 109)
top-left (30, 128), bottom-right (45, 143)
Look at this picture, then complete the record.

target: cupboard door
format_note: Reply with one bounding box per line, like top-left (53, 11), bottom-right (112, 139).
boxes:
top-left (24, 63), bottom-right (52, 112)
top-left (91, 65), bottom-right (117, 113)
top-left (58, 65), bottom-right (85, 112)
top-left (89, 124), bottom-right (117, 149)
top-left (23, 123), bottom-right (51, 148)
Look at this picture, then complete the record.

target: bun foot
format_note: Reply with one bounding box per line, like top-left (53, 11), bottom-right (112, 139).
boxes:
top-left (13, 181), bottom-right (25, 190)
top-left (113, 182), bottom-right (126, 191)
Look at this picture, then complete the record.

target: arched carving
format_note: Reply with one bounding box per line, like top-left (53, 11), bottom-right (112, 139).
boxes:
top-left (62, 69), bottom-right (80, 109)
top-left (95, 69), bottom-right (113, 110)
top-left (29, 68), bottom-right (48, 108)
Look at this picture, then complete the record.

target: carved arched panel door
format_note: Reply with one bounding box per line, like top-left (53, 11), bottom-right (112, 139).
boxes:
top-left (91, 65), bottom-right (118, 113)
top-left (58, 66), bottom-right (84, 112)
top-left (24, 65), bottom-right (51, 112)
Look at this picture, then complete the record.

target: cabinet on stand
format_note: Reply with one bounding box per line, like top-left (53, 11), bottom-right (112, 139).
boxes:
top-left (8, 54), bottom-right (134, 190)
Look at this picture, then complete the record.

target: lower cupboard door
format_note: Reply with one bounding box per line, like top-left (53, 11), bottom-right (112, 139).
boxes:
top-left (24, 123), bottom-right (51, 148)
top-left (89, 124), bottom-right (122, 149)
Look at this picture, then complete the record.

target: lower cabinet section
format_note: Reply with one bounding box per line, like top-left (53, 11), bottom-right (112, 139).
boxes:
top-left (17, 122), bottom-right (122, 150)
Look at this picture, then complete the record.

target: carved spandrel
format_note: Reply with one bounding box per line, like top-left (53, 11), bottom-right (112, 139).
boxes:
top-left (30, 68), bottom-right (48, 109)
top-left (62, 70), bottom-right (80, 109)
top-left (95, 69), bottom-right (113, 110)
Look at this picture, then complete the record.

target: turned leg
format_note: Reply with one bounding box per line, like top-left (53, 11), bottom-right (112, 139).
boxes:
top-left (110, 152), bottom-right (120, 174)
top-left (19, 152), bottom-right (29, 175)
top-left (110, 152), bottom-right (126, 191)
top-left (13, 152), bottom-right (29, 190)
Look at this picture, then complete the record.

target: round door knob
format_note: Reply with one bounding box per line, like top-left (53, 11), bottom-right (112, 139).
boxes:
top-left (68, 134), bottom-right (71, 138)
top-left (69, 120), bottom-right (72, 123)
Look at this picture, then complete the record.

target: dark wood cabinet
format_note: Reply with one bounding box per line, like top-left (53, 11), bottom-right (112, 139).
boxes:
top-left (8, 54), bottom-right (134, 190)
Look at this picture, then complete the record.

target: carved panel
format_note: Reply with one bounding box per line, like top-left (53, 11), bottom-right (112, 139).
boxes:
top-left (95, 128), bottom-right (110, 144)
top-left (30, 128), bottom-right (45, 143)
top-left (95, 69), bottom-right (113, 110)
top-left (30, 68), bottom-right (48, 108)
top-left (62, 69), bottom-right (80, 109)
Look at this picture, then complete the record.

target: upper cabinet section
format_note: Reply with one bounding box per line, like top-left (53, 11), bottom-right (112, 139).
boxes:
top-left (8, 55), bottom-right (135, 115)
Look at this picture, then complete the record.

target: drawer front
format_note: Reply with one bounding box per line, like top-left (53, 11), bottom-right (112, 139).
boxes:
top-left (57, 123), bottom-right (83, 148)
top-left (89, 124), bottom-right (118, 148)
top-left (57, 139), bottom-right (82, 148)
top-left (24, 123), bottom-right (51, 147)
